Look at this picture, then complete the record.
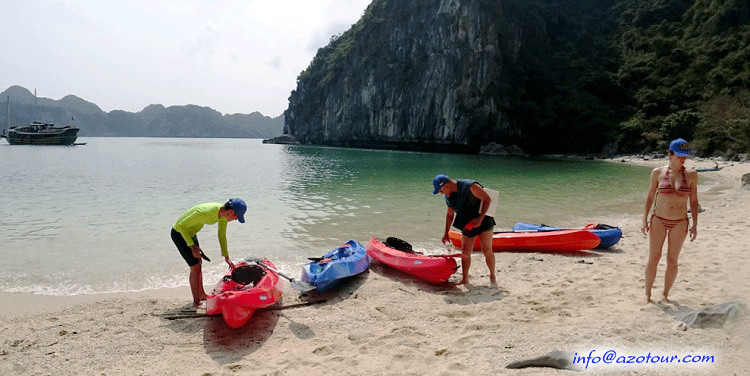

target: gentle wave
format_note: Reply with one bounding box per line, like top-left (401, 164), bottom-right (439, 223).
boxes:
top-left (1, 138), bottom-right (654, 296)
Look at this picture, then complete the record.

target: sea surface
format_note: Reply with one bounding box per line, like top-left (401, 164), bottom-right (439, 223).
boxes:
top-left (0, 137), bottom-right (661, 296)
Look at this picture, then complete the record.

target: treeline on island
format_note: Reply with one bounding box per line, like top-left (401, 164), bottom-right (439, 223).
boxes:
top-left (285, 0), bottom-right (749, 157)
top-left (1, 86), bottom-right (283, 139)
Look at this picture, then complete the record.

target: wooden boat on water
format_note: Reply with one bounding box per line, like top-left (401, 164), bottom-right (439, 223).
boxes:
top-left (2, 121), bottom-right (80, 145)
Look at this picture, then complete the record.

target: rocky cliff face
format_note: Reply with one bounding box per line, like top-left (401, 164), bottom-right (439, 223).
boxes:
top-left (285, 0), bottom-right (620, 153)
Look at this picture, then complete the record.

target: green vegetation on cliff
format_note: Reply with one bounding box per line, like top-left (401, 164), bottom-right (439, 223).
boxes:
top-left (288, 0), bottom-right (750, 156)
top-left (615, 0), bottom-right (750, 156)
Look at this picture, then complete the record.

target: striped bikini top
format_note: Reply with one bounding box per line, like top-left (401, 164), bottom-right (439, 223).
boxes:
top-left (658, 166), bottom-right (691, 195)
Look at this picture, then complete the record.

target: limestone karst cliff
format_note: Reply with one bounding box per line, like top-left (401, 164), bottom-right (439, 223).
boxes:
top-left (285, 0), bottom-right (620, 153)
top-left (286, 0), bottom-right (750, 156)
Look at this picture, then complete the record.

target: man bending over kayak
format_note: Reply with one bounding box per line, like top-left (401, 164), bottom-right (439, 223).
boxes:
top-left (434, 174), bottom-right (496, 285)
top-left (171, 198), bottom-right (247, 306)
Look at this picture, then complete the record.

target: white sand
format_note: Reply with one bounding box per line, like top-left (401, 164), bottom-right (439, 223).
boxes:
top-left (2, 158), bottom-right (748, 375)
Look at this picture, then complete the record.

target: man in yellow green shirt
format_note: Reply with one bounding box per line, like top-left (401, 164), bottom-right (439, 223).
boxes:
top-left (171, 198), bottom-right (247, 306)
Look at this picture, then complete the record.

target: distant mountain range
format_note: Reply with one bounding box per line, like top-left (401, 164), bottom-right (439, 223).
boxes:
top-left (0, 86), bottom-right (283, 139)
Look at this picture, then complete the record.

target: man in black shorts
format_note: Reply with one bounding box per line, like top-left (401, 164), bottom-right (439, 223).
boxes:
top-left (434, 174), bottom-right (496, 285)
top-left (172, 198), bottom-right (246, 306)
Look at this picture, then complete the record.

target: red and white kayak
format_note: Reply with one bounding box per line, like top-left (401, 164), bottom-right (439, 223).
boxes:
top-left (206, 259), bottom-right (284, 328)
top-left (366, 238), bottom-right (458, 283)
top-left (448, 229), bottom-right (600, 252)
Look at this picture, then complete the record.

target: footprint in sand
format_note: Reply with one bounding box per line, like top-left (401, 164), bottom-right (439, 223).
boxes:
top-left (448, 361), bottom-right (467, 370)
top-left (438, 309), bottom-right (472, 319)
top-left (312, 345), bottom-right (336, 356)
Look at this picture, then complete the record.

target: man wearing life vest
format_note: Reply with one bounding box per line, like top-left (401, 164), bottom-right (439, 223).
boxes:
top-left (434, 174), bottom-right (496, 285)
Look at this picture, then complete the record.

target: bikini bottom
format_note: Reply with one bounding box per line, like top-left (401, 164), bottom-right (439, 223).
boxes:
top-left (651, 215), bottom-right (689, 231)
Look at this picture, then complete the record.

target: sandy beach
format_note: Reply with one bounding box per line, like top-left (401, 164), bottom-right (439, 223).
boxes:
top-left (2, 158), bottom-right (749, 375)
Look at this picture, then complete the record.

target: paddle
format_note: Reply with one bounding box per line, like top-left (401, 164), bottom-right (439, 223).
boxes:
top-left (244, 257), bottom-right (316, 292)
top-left (158, 299), bottom-right (328, 320)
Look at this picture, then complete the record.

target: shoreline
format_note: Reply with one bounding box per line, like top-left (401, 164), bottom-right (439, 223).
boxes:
top-left (2, 158), bottom-right (749, 375)
top-left (0, 288), bottom-right (188, 317)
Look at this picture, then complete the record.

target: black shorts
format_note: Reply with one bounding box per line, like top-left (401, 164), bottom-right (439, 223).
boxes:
top-left (171, 228), bottom-right (201, 267)
top-left (460, 216), bottom-right (496, 238)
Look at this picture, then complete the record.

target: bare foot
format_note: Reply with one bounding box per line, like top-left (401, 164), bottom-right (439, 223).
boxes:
top-left (456, 278), bottom-right (469, 285)
top-left (644, 294), bottom-right (652, 304)
top-left (660, 295), bottom-right (670, 304)
top-left (489, 276), bottom-right (497, 285)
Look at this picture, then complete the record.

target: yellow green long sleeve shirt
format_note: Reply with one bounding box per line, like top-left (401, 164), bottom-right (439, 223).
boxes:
top-left (173, 202), bottom-right (229, 257)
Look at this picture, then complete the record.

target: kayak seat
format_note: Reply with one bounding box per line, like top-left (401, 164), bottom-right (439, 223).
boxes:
top-left (231, 265), bottom-right (265, 285)
top-left (384, 237), bottom-right (414, 253)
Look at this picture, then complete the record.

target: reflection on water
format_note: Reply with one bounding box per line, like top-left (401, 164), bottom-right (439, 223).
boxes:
top-left (0, 138), bottom-right (660, 295)
top-left (279, 145), bottom-right (653, 251)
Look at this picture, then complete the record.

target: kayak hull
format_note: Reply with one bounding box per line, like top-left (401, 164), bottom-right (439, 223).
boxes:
top-left (448, 229), bottom-right (600, 252)
top-left (512, 222), bottom-right (623, 249)
top-left (301, 240), bottom-right (371, 292)
top-left (366, 238), bottom-right (457, 283)
top-left (206, 259), bottom-right (283, 328)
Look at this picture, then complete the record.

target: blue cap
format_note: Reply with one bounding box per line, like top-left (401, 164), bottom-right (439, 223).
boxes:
top-left (669, 138), bottom-right (690, 157)
top-left (228, 198), bottom-right (247, 223)
top-left (432, 174), bottom-right (451, 194)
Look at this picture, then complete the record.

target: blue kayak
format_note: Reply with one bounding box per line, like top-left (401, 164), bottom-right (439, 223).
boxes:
top-left (512, 222), bottom-right (622, 249)
top-left (301, 240), bottom-right (370, 292)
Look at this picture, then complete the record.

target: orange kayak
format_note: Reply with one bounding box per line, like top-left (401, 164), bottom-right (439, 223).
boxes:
top-left (448, 229), bottom-right (600, 252)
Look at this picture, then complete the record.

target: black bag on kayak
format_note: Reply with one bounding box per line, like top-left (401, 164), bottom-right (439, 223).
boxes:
top-left (231, 264), bottom-right (265, 285)
top-left (584, 223), bottom-right (618, 230)
top-left (385, 237), bottom-right (414, 253)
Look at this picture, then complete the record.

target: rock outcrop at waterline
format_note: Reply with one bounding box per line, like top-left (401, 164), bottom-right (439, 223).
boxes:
top-left (284, 0), bottom-right (620, 154)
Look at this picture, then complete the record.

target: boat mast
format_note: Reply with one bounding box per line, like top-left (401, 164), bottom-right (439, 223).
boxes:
top-left (33, 88), bottom-right (37, 123)
top-left (3, 95), bottom-right (8, 136)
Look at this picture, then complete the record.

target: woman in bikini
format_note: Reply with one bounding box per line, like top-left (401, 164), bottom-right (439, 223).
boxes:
top-left (641, 138), bottom-right (699, 303)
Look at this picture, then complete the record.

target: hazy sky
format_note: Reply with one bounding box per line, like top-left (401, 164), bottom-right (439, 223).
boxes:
top-left (0, 0), bottom-right (371, 117)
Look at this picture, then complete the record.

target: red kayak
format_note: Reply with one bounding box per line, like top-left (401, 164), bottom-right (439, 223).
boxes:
top-left (206, 259), bottom-right (284, 328)
top-left (448, 229), bottom-right (600, 252)
top-left (366, 238), bottom-right (458, 283)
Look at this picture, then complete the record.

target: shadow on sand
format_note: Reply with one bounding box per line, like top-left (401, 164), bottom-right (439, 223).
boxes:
top-left (297, 269), bottom-right (370, 305)
top-left (366, 261), bottom-right (462, 295)
top-left (441, 283), bottom-right (509, 305)
top-left (201, 309), bottom-right (281, 364)
top-left (160, 302), bottom-right (281, 364)
top-left (502, 249), bottom-right (601, 258)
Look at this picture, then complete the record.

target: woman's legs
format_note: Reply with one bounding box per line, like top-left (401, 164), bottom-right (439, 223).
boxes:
top-left (458, 234), bottom-right (476, 284)
top-left (479, 230), bottom-right (495, 284)
top-left (662, 220), bottom-right (688, 302)
top-left (645, 219), bottom-right (668, 302)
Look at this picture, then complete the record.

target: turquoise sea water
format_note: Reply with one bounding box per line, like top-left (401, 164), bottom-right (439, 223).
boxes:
top-left (0, 138), bottom-right (654, 295)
